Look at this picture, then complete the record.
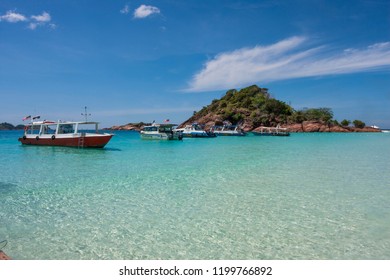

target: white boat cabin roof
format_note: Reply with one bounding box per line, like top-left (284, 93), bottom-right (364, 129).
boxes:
top-left (25, 120), bottom-right (100, 126)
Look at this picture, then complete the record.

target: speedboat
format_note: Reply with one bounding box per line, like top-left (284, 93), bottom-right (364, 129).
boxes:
top-left (211, 124), bottom-right (246, 136)
top-left (174, 123), bottom-right (216, 138)
top-left (140, 122), bottom-right (183, 140)
top-left (18, 120), bottom-right (113, 148)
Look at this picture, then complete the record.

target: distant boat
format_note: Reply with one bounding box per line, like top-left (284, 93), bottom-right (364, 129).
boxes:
top-left (140, 122), bottom-right (183, 140)
top-left (211, 124), bottom-right (246, 136)
top-left (252, 125), bottom-right (290, 136)
top-left (174, 123), bottom-right (216, 138)
top-left (18, 120), bottom-right (113, 148)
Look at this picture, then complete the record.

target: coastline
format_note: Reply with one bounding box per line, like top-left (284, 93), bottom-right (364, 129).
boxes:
top-left (281, 121), bottom-right (381, 133)
top-left (105, 120), bottom-right (382, 133)
top-left (0, 120), bottom-right (382, 133)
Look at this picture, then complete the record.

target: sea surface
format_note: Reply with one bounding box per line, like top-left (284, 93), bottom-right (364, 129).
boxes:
top-left (1, 130), bottom-right (389, 260)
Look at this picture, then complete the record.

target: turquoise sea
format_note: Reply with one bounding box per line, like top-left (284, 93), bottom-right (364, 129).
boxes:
top-left (1, 130), bottom-right (390, 260)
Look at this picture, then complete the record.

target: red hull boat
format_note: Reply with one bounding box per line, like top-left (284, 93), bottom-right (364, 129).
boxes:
top-left (18, 121), bottom-right (113, 148)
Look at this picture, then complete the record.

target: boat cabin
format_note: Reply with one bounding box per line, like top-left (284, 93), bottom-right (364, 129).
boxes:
top-left (24, 121), bottom-right (101, 136)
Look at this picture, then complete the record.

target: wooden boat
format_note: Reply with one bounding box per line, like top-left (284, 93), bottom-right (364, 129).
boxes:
top-left (18, 120), bottom-right (113, 148)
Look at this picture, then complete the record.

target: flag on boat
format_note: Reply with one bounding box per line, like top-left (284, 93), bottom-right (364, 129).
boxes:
top-left (164, 119), bottom-right (170, 123)
top-left (32, 115), bottom-right (40, 120)
top-left (22, 115), bottom-right (31, 121)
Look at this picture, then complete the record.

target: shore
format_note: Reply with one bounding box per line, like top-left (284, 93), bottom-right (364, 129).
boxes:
top-left (106, 121), bottom-right (382, 133)
top-left (281, 121), bottom-right (381, 133)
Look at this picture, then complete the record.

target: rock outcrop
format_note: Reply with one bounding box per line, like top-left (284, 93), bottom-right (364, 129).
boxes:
top-left (283, 121), bottom-right (380, 132)
top-left (106, 122), bottom-right (149, 131)
top-left (177, 85), bottom-right (381, 133)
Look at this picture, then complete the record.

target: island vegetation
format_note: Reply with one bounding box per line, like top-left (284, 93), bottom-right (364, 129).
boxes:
top-left (0, 122), bottom-right (24, 130)
top-left (179, 85), bottom-right (378, 132)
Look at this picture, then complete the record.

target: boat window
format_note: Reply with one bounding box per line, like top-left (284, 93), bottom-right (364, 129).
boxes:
top-left (26, 125), bottom-right (40, 135)
top-left (144, 126), bottom-right (158, 132)
top-left (58, 124), bottom-right (74, 134)
top-left (193, 124), bottom-right (203, 130)
top-left (41, 125), bottom-right (56, 134)
top-left (159, 126), bottom-right (172, 133)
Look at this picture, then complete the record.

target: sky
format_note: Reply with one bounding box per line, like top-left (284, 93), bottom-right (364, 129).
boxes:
top-left (1, 0), bottom-right (390, 128)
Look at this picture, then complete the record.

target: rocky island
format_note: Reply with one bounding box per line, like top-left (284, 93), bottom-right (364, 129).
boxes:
top-left (109, 85), bottom-right (380, 133)
top-left (0, 122), bottom-right (24, 130)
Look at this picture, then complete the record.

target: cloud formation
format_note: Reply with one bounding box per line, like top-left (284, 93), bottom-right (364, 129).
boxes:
top-left (0, 10), bottom-right (55, 30)
top-left (31, 11), bottom-right (51, 23)
top-left (120, 5), bottom-right (130, 15)
top-left (133, 5), bottom-right (160, 19)
top-left (29, 11), bottom-right (54, 30)
top-left (187, 37), bottom-right (390, 92)
top-left (0, 10), bottom-right (27, 22)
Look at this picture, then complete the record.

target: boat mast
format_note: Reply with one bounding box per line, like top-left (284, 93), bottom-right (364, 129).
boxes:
top-left (81, 106), bottom-right (91, 122)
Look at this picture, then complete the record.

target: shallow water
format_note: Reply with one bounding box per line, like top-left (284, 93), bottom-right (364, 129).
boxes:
top-left (1, 131), bottom-right (389, 259)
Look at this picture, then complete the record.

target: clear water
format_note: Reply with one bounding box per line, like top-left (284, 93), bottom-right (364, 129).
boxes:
top-left (1, 131), bottom-right (389, 260)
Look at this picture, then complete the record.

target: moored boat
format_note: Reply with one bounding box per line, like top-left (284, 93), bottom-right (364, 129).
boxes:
top-left (174, 123), bottom-right (216, 138)
top-left (253, 125), bottom-right (290, 136)
top-left (211, 123), bottom-right (246, 136)
top-left (18, 120), bottom-right (113, 148)
top-left (140, 122), bottom-right (183, 140)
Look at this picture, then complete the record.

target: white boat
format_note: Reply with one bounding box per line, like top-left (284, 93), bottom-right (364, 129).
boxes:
top-left (211, 124), bottom-right (246, 136)
top-left (140, 122), bottom-right (183, 140)
top-left (18, 120), bottom-right (113, 148)
top-left (252, 125), bottom-right (290, 136)
top-left (174, 123), bottom-right (216, 138)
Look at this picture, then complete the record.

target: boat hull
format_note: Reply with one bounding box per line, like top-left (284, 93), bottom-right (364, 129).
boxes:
top-left (182, 132), bottom-right (216, 138)
top-left (18, 134), bottom-right (113, 148)
top-left (214, 132), bottom-right (246, 136)
top-left (252, 132), bottom-right (290, 136)
top-left (140, 132), bottom-right (182, 140)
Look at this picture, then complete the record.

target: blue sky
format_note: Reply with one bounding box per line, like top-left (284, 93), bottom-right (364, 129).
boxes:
top-left (1, 0), bottom-right (390, 128)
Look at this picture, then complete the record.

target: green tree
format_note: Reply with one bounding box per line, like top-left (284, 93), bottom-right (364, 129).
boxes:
top-left (353, 120), bottom-right (365, 128)
top-left (340, 119), bottom-right (350, 126)
top-left (302, 108), bottom-right (333, 122)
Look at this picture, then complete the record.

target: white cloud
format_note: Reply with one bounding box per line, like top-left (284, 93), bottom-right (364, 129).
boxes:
top-left (31, 11), bottom-right (51, 23)
top-left (28, 11), bottom-right (53, 30)
top-left (1, 10), bottom-right (54, 30)
top-left (120, 5), bottom-right (130, 14)
top-left (0, 10), bottom-right (27, 22)
top-left (28, 22), bottom-right (38, 30)
top-left (187, 37), bottom-right (390, 92)
top-left (133, 5), bottom-right (160, 19)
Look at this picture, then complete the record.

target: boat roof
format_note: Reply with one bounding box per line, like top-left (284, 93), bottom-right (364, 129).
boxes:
top-left (144, 123), bottom-right (177, 127)
top-left (26, 121), bottom-right (100, 126)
